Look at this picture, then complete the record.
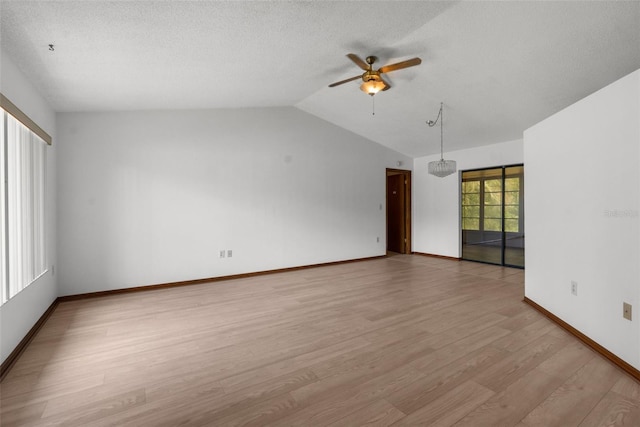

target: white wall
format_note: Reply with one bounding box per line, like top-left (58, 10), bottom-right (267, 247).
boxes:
top-left (413, 140), bottom-right (523, 257)
top-left (56, 108), bottom-right (411, 296)
top-left (0, 50), bottom-right (58, 365)
top-left (524, 69), bottom-right (640, 369)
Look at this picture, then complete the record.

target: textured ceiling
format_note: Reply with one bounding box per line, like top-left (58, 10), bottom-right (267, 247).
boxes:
top-left (2, 1), bottom-right (639, 157)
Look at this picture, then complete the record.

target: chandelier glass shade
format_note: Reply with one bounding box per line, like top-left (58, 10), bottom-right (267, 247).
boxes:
top-left (428, 158), bottom-right (457, 177)
top-left (427, 102), bottom-right (457, 178)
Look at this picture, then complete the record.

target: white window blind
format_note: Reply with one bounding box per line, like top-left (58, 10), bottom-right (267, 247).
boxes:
top-left (1, 108), bottom-right (47, 305)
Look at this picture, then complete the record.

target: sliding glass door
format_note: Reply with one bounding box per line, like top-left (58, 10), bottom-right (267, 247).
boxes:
top-left (461, 165), bottom-right (524, 268)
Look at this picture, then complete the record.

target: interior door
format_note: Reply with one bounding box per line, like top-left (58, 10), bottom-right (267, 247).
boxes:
top-left (387, 173), bottom-right (405, 253)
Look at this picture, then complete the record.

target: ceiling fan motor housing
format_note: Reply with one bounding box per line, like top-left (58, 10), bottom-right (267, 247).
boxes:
top-left (362, 70), bottom-right (381, 82)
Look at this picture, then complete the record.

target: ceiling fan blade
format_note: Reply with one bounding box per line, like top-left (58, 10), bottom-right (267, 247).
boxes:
top-left (380, 76), bottom-right (391, 91)
top-left (378, 57), bottom-right (422, 74)
top-left (346, 53), bottom-right (369, 71)
top-left (328, 75), bottom-right (362, 87)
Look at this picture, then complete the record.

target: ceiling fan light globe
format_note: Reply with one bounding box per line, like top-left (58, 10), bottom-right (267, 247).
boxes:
top-left (360, 80), bottom-right (385, 96)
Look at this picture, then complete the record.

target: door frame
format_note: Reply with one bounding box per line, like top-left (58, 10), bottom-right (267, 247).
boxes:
top-left (386, 168), bottom-right (412, 254)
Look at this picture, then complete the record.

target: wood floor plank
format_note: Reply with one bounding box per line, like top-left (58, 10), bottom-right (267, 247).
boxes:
top-left (0, 373), bottom-right (105, 408)
top-left (290, 338), bottom-right (433, 406)
top-left (327, 399), bottom-right (406, 427)
top-left (387, 345), bottom-right (506, 415)
top-left (610, 374), bottom-right (640, 400)
top-left (535, 339), bottom-right (597, 379)
top-left (32, 388), bottom-right (146, 427)
top-left (409, 324), bottom-right (513, 374)
top-left (496, 301), bottom-right (532, 318)
top-left (197, 391), bottom-right (300, 427)
top-left (282, 364), bottom-right (422, 426)
top-left (520, 356), bottom-right (620, 426)
top-left (490, 317), bottom-right (559, 352)
top-left (216, 337), bottom-right (371, 393)
top-left (578, 390), bottom-right (640, 427)
top-left (0, 401), bottom-right (46, 427)
top-left (454, 367), bottom-right (567, 426)
top-left (417, 312), bottom-right (509, 350)
top-left (474, 332), bottom-right (568, 392)
top-left (391, 380), bottom-right (495, 426)
top-left (173, 372), bottom-right (312, 426)
top-left (1, 255), bottom-right (638, 426)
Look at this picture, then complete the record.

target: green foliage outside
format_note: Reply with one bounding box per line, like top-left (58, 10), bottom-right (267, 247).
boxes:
top-left (461, 176), bottom-right (520, 233)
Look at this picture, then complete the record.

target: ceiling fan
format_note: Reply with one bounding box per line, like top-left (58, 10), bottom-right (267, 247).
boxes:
top-left (329, 53), bottom-right (422, 96)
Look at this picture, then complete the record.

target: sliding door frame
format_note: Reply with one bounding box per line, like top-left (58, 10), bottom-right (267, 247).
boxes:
top-left (460, 163), bottom-right (524, 269)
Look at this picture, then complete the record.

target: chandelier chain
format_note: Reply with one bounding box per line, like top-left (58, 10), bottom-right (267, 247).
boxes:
top-left (427, 102), bottom-right (444, 160)
top-left (427, 102), bottom-right (456, 178)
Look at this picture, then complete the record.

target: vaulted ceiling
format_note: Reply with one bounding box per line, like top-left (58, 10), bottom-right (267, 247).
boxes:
top-left (2, 1), bottom-right (639, 157)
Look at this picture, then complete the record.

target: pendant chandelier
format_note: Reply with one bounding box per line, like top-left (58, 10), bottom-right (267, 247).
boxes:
top-left (427, 102), bottom-right (457, 178)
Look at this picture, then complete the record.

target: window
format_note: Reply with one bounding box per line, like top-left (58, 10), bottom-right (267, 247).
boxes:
top-left (461, 180), bottom-right (480, 230)
top-left (504, 177), bottom-right (520, 233)
top-left (1, 104), bottom-right (49, 306)
top-left (461, 172), bottom-right (522, 233)
top-left (483, 178), bottom-right (502, 231)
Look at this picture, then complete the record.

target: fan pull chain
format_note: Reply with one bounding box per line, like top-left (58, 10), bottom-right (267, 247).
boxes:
top-left (372, 96), bottom-right (375, 116)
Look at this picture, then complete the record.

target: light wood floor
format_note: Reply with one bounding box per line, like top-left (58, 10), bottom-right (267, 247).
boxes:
top-left (1, 255), bottom-right (639, 426)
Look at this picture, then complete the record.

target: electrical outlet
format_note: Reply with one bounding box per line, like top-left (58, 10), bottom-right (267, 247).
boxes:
top-left (623, 302), bottom-right (632, 321)
top-left (227, 249), bottom-right (233, 258)
top-left (571, 281), bottom-right (578, 296)
top-left (219, 250), bottom-right (226, 258)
